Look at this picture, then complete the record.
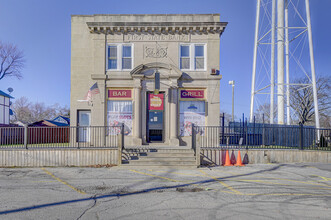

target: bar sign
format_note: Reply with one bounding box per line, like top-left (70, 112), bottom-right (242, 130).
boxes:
top-left (109, 89), bottom-right (132, 98)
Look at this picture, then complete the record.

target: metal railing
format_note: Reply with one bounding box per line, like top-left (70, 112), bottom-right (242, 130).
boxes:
top-left (196, 124), bottom-right (331, 151)
top-left (192, 124), bottom-right (201, 166)
top-left (0, 126), bottom-right (123, 149)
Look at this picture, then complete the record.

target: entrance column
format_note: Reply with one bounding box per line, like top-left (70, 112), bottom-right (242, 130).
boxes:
top-left (133, 78), bottom-right (142, 145)
top-left (170, 83), bottom-right (179, 146)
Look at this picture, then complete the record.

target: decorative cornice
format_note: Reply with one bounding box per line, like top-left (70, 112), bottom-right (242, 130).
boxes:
top-left (87, 21), bottom-right (227, 35)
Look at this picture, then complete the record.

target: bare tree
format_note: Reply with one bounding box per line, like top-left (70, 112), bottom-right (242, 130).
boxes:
top-left (220, 111), bottom-right (233, 126)
top-left (30, 102), bottom-right (57, 123)
top-left (11, 97), bottom-right (70, 124)
top-left (254, 103), bottom-right (277, 124)
top-left (290, 76), bottom-right (331, 127)
top-left (11, 97), bottom-right (31, 123)
top-left (0, 41), bottom-right (25, 80)
top-left (50, 103), bottom-right (70, 117)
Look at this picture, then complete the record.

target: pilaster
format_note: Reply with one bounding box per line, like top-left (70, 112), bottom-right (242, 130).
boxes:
top-left (133, 78), bottom-right (142, 145)
top-left (169, 79), bottom-right (179, 146)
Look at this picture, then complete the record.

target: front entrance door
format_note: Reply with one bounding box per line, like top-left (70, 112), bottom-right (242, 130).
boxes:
top-left (147, 92), bottom-right (164, 142)
top-left (77, 110), bottom-right (91, 142)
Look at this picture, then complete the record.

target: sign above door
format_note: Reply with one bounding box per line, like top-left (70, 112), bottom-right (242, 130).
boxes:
top-left (148, 93), bottom-right (164, 110)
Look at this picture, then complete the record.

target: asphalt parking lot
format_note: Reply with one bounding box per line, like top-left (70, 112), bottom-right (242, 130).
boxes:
top-left (0, 163), bottom-right (330, 220)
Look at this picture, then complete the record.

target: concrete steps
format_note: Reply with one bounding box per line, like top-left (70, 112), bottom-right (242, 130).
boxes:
top-left (131, 157), bottom-right (196, 162)
top-left (118, 165), bottom-right (197, 169)
top-left (121, 147), bottom-right (197, 168)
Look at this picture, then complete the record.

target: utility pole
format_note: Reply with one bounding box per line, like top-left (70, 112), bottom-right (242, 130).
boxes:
top-left (229, 80), bottom-right (235, 122)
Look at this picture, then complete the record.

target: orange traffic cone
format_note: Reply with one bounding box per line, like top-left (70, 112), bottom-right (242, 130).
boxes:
top-left (224, 150), bottom-right (233, 166)
top-left (234, 150), bottom-right (245, 166)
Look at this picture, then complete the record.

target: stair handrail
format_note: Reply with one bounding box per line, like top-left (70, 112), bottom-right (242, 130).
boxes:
top-left (117, 123), bottom-right (125, 165)
top-left (191, 124), bottom-right (200, 166)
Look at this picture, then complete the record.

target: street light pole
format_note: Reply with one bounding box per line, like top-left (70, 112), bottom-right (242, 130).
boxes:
top-left (229, 80), bottom-right (235, 122)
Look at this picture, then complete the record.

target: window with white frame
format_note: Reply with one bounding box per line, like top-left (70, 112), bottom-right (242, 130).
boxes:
top-left (107, 44), bottom-right (133, 70)
top-left (180, 45), bottom-right (190, 69)
top-left (180, 44), bottom-right (206, 70)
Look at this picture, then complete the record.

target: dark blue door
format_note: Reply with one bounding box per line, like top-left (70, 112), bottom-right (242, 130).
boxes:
top-left (148, 111), bottom-right (163, 141)
top-left (147, 92), bottom-right (164, 142)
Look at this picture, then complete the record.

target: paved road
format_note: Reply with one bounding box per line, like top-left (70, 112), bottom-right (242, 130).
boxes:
top-left (0, 163), bottom-right (330, 219)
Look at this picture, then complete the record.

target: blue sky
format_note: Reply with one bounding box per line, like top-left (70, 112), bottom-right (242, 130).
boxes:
top-left (0, 0), bottom-right (330, 119)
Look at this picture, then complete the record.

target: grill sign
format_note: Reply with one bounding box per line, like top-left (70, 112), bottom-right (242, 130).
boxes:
top-left (180, 90), bottom-right (204, 99)
top-left (109, 89), bottom-right (132, 98)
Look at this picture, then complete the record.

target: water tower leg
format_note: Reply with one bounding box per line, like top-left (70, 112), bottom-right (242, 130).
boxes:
top-left (250, 0), bottom-right (261, 123)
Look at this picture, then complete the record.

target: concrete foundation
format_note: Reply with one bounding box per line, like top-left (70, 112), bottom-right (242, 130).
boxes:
top-left (0, 149), bottom-right (118, 167)
top-left (0, 148), bottom-right (330, 167)
top-left (201, 149), bottom-right (331, 166)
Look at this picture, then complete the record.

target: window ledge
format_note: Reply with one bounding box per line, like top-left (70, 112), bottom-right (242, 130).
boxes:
top-left (181, 70), bottom-right (207, 72)
top-left (91, 74), bottom-right (107, 80)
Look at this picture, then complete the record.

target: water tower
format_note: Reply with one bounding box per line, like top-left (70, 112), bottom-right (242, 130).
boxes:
top-left (249, 0), bottom-right (319, 128)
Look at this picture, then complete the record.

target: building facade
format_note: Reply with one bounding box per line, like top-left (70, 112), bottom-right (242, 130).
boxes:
top-left (70, 14), bottom-right (227, 146)
top-left (0, 90), bottom-right (13, 126)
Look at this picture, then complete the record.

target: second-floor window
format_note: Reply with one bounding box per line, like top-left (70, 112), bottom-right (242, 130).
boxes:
top-left (180, 44), bottom-right (206, 71)
top-left (180, 45), bottom-right (190, 69)
top-left (108, 44), bottom-right (133, 70)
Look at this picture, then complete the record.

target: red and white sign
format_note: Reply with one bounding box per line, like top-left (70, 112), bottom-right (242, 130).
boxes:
top-left (148, 93), bottom-right (164, 110)
top-left (180, 90), bottom-right (204, 99)
top-left (108, 89), bottom-right (132, 98)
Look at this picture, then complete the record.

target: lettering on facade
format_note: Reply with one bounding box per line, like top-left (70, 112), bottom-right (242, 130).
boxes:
top-left (124, 34), bottom-right (190, 42)
top-left (180, 90), bottom-right (204, 99)
top-left (108, 89), bottom-right (132, 98)
top-left (145, 46), bottom-right (168, 58)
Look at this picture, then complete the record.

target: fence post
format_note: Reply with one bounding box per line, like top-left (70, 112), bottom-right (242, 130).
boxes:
top-left (245, 121), bottom-right (248, 149)
top-left (117, 133), bottom-right (122, 166)
top-left (121, 123), bottom-right (125, 150)
top-left (192, 123), bottom-right (196, 152)
top-left (24, 124), bottom-right (28, 149)
top-left (196, 133), bottom-right (201, 167)
top-left (222, 113), bottom-right (225, 144)
top-left (253, 116), bottom-right (255, 145)
top-left (299, 123), bottom-right (304, 150)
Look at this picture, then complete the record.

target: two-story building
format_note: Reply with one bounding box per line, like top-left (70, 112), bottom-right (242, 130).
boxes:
top-left (0, 90), bottom-right (13, 126)
top-left (70, 14), bottom-right (227, 146)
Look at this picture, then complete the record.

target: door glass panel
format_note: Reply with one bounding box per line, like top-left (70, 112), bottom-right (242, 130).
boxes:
top-left (78, 110), bottom-right (90, 142)
top-left (80, 113), bottom-right (90, 126)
